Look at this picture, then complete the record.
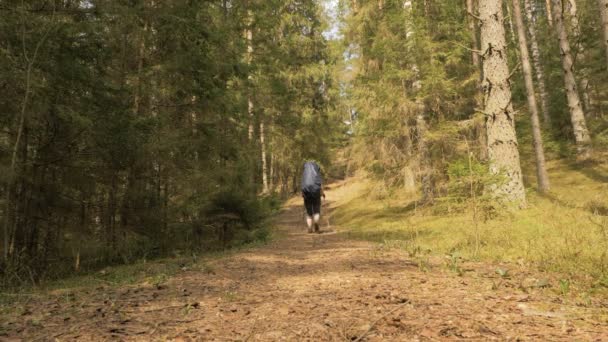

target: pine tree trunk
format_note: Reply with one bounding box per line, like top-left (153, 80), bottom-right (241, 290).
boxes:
top-left (512, 0), bottom-right (550, 193)
top-left (552, 0), bottom-right (592, 159)
top-left (598, 0), bottom-right (608, 71)
top-left (260, 121), bottom-right (269, 193)
top-left (479, 0), bottom-right (526, 205)
top-left (524, 0), bottom-right (551, 124)
top-left (466, 0), bottom-right (481, 69)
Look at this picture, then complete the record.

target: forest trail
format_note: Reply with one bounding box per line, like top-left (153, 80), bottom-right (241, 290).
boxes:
top-left (4, 183), bottom-right (608, 341)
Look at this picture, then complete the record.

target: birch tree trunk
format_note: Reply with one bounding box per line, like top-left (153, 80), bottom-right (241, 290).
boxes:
top-left (598, 0), bottom-right (608, 70)
top-left (524, 0), bottom-right (551, 124)
top-left (246, 9), bottom-right (254, 141)
top-left (512, 0), bottom-right (550, 193)
top-left (260, 121), bottom-right (269, 193)
top-left (505, 1), bottom-right (517, 46)
top-left (466, 0), bottom-right (480, 69)
top-left (546, 0), bottom-right (554, 26)
top-left (567, 0), bottom-right (593, 113)
top-left (479, 0), bottom-right (526, 205)
top-left (552, 0), bottom-right (592, 159)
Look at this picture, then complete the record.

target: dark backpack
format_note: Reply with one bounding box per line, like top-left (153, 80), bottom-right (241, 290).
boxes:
top-left (301, 162), bottom-right (322, 197)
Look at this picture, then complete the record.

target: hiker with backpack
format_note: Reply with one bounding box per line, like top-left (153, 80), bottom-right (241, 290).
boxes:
top-left (301, 161), bottom-right (325, 233)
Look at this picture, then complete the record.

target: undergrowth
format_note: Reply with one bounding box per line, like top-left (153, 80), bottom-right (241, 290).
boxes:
top-left (331, 158), bottom-right (608, 296)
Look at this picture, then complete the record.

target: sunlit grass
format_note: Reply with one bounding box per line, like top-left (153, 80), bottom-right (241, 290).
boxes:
top-left (331, 159), bottom-right (608, 292)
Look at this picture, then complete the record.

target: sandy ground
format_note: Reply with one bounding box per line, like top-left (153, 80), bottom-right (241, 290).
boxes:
top-left (2, 187), bottom-right (608, 341)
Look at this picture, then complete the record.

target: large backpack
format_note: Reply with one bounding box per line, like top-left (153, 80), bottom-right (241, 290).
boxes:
top-left (301, 161), bottom-right (322, 197)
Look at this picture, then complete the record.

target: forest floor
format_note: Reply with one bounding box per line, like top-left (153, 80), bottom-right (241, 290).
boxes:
top-left (2, 183), bottom-right (608, 341)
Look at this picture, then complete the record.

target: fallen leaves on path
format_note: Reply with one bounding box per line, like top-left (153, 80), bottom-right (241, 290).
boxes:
top-left (2, 200), bottom-right (608, 341)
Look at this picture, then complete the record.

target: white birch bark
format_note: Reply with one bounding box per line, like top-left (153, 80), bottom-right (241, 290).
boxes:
top-left (567, 0), bottom-right (593, 113)
top-left (524, 0), bottom-right (551, 124)
top-left (260, 121), bottom-right (268, 193)
top-left (552, 0), bottom-right (592, 159)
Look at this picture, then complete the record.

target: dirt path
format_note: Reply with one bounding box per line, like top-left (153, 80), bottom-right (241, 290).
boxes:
top-left (3, 190), bottom-right (608, 341)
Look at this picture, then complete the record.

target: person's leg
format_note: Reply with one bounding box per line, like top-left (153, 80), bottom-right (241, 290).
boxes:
top-left (312, 195), bottom-right (321, 233)
top-left (304, 196), bottom-right (314, 233)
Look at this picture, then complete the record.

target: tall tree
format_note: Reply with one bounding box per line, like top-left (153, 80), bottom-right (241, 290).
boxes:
top-left (479, 0), bottom-right (526, 205)
top-left (599, 0), bottom-right (608, 70)
top-left (523, 0), bottom-right (551, 124)
top-left (546, 0), bottom-right (554, 26)
top-left (552, 0), bottom-right (592, 159)
top-left (567, 0), bottom-right (593, 113)
top-left (512, 0), bottom-right (550, 193)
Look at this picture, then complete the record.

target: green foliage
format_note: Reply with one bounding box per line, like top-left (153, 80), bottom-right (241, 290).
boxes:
top-left (0, 0), bottom-right (335, 287)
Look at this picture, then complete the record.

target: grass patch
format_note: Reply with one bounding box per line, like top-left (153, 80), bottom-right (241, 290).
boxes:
top-left (331, 159), bottom-right (608, 295)
top-left (0, 214), bottom-right (282, 308)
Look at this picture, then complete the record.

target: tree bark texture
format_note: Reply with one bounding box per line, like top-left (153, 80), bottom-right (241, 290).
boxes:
top-left (479, 0), bottom-right (526, 205)
top-left (552, 0), bottom-right (592, 159)
top-left (523, 0), bottom-right (551, 125)
top-left (260, 121), bottom-right (269, 193)
top-left (598, 0), bottom-right (608, 71)
top-left (512, 0), bottom-right (550, 193)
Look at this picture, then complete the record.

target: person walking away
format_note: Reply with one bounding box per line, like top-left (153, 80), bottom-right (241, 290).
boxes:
top-left (301, 161), bottom-right (325, 233)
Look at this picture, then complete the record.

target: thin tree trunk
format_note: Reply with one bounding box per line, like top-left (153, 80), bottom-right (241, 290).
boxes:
top-left (466, 0), bottom-right (481, 69)
top-left (568, 0), bottom-right (593, 114)
top-left (599, 0), bottom-right (608, 70)
top-left (4, 13), bottom-right (53, 260)
top-left (260, 121), bottom-right (269, 193)
top-left (246, 10), bottom-right (254, 141)
top-left (505, 0), bottom-right (517, 45)
top-left (524, 0), bottom-right (551, 125)
top-left (416, 110), bottom-right (432, 203)
top-left (133, 4), bottom-right (148, 115)
top-left (546, 0), bottom-right (554, 26)
top-left (552, 0), bottom-right (592, 159)
top-left (269, 152), bottom-right (275, 192)
top-left (512, 0), bottom-right (550, 193)
top-left (479, 0), bottom-right (526, 205)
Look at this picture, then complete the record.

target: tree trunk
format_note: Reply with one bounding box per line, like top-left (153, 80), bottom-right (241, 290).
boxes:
top-left (260, 121), bottom-right (269, 193)
top-left (552, 0), bottom-right (592, 159)
top-left (466, 0), bottom-right (481, 69)
top-left (599, 0), bottom-right (608, 70)
top-left (567, 0), bottom-right (593, 114)
top-left (546, 0), bottom-right (554, 26)
top-left (524, 0), bottom-right (551, 125)
top-left (416, 111), bottom-right (433, 203)
top-left (246, 10), bottom-right (254, 141)
top-left (512, 0), bottom-right (550, 193)
top-left (133, 20), bottom-right (147, 115)
top-left (505, 1), bottom-right (517, 46)
top-left (269, 152), bottom-right (275, 192)
top-left (4, 20), bottom-right (51, 260)
top-left (479, 0), bottom-right (526, 205)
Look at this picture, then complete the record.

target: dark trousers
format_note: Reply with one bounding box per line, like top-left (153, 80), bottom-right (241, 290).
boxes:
top-left (303, 193), bottom-right (321, 216)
